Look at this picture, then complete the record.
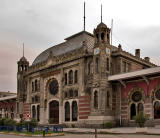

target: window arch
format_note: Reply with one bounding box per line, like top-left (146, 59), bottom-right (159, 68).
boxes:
top-left (94, 91), bottom-right (98, 109)
top-left (74, 70), bottom-right (78, 84)
top-left (65, 102), bottom-right (70, 121)
top-left (72, 101), bottom-right (78, 121)
top-left (69, 70), bottom-right (73, 84)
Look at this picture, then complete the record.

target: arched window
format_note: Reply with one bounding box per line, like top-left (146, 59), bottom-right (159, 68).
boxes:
top-left (74, 70), bottom-right (78, 84)
top-left (72, 101), bottom-right (78, 121)
top-left (32, 82), bottom-right (34, 92)
top-left (94, 91), bottom-right (98, 109)
top-left (106, 58), bottom-right (109, 71)
top-left (37, 105), bottom-right (40, 121)
top-left (35, 80), bottom-right (38, 92)
top-left (65, 73), bottom-right (67, 85)
top-left (96, 57), bottom-right (99, 73)
top-left (32, 106), bottom-right (36, 119)
top-left (101, 33), bottom-right (104, 41)
top-left (130, 91), bottom-right (143, 120)
top-left (69, 70), bottom-right (73, 84)
top-left (106, 91), bottom-right (110, 107)
top-left (130, 103), bottom-right (136, 120)
top-left (65, 102), bottom-right (70, 121)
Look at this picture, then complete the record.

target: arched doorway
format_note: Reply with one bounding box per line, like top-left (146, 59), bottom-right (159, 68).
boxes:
top-left (49, 100), bottom-right (59, 124)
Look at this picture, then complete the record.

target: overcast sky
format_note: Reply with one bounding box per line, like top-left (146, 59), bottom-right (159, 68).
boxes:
top-left (0, 0), bottom-right (160, 93)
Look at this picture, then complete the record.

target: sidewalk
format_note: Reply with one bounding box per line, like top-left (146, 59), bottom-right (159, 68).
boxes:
top-left (63, 127), bottom-right (160, 135)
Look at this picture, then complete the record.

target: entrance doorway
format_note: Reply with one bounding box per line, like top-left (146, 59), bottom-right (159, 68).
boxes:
top-left (49, 100), bottom-right (59, 124)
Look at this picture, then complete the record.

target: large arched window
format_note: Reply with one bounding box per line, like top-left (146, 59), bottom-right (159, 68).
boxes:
top-left (32, 106), bottom-right (36, 119)
top-left (74, 70), bottom-right (78, 84)
top-left (65, 102), bottom-right (70, 121)
top-left (69, 70), bottom-right (73, 84)
top-left (94, 91), bottom-right (98, 109)
top-left (130, 91), bottom-right (143, 120)
top-left (72, 101), bottom-right (78, 121)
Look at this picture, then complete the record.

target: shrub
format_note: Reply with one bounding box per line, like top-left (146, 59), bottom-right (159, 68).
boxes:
top-left (48, 118), bottom-right (54, 124)
top-left (104, 122), bottom-right (113, 129)
top-left (3, 118), bottom-right (16, 126)
top-left (134, 112), bottom-right (148, 128)
top-left (71, 124), bottom-right (75, 128)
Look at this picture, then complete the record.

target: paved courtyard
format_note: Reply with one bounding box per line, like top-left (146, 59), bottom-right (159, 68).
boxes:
top-left (0, 134), bottom-right (160, 138)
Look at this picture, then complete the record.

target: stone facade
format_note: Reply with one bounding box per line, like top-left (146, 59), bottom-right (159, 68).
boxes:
top-left (16, 21), bottom-right (160, 127)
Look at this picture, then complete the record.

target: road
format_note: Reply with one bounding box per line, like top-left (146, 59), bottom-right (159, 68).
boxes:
top-left (0, 134), bottom-right (160, 138)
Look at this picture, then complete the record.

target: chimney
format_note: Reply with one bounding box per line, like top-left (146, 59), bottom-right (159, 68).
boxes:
top-left (135, 49), bottom-right (140, 58)
top-left (144, 57), bottom-right (150, 62)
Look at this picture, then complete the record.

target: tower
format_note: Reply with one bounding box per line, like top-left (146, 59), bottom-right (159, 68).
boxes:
top-left (17, 52), bottom-right (29, 116)
top-left (88, 21), bottom-right (113, 126)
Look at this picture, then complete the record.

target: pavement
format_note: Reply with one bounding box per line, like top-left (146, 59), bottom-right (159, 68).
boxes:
top-left (63, 127), bottom-right (160, 135)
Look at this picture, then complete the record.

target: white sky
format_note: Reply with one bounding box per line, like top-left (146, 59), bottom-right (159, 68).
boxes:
top-left (0, 0), bottom-right (160, 92)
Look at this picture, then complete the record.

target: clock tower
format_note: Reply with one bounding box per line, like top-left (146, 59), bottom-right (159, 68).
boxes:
top-left (88, 22), bottom-right (113, 126)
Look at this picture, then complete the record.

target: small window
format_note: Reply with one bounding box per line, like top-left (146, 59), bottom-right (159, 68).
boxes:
top-left (35, 80), bottom-right (38, 92)
top-left (65, 73), bottom-right (67, 85)
top-left (69, 70), bottom-right (73, 84)
top-left (74, 70), bottom-right (78, 84)
top-left (94, 91), bottom-right (98, 109)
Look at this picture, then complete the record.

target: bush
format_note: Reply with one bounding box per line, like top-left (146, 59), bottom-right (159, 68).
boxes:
top-left (134, 112), bottom-right (148, 128)
top-left (104, 122), bottom-right (113, 129)
top-left (71, 124), bottom-right (75, 128)
top-left (0, 118), bottom-right (16, 126)
top-left (48, 118), bottom-right (54, 124)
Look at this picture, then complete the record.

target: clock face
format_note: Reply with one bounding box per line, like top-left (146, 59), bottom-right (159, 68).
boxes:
top-left (49, 79), bottom-right (59, 95)
top-left (94, 48), bottom-right (100, 55)
top-left (106, 48), bottom-right (111, 56)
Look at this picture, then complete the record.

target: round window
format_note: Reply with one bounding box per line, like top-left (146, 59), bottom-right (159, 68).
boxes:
top-left (49, 79), bottom-right (59, 95)
top-left (155, 89), bottom-right (160, 100)
top-left (132, 91), bottom-right (142, 102)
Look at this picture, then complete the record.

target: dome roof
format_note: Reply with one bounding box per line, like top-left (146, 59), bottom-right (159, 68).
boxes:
top-left (97, 22), bottom-right (107, 28)
top-left (20, 56), bottom-right (27, 62)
